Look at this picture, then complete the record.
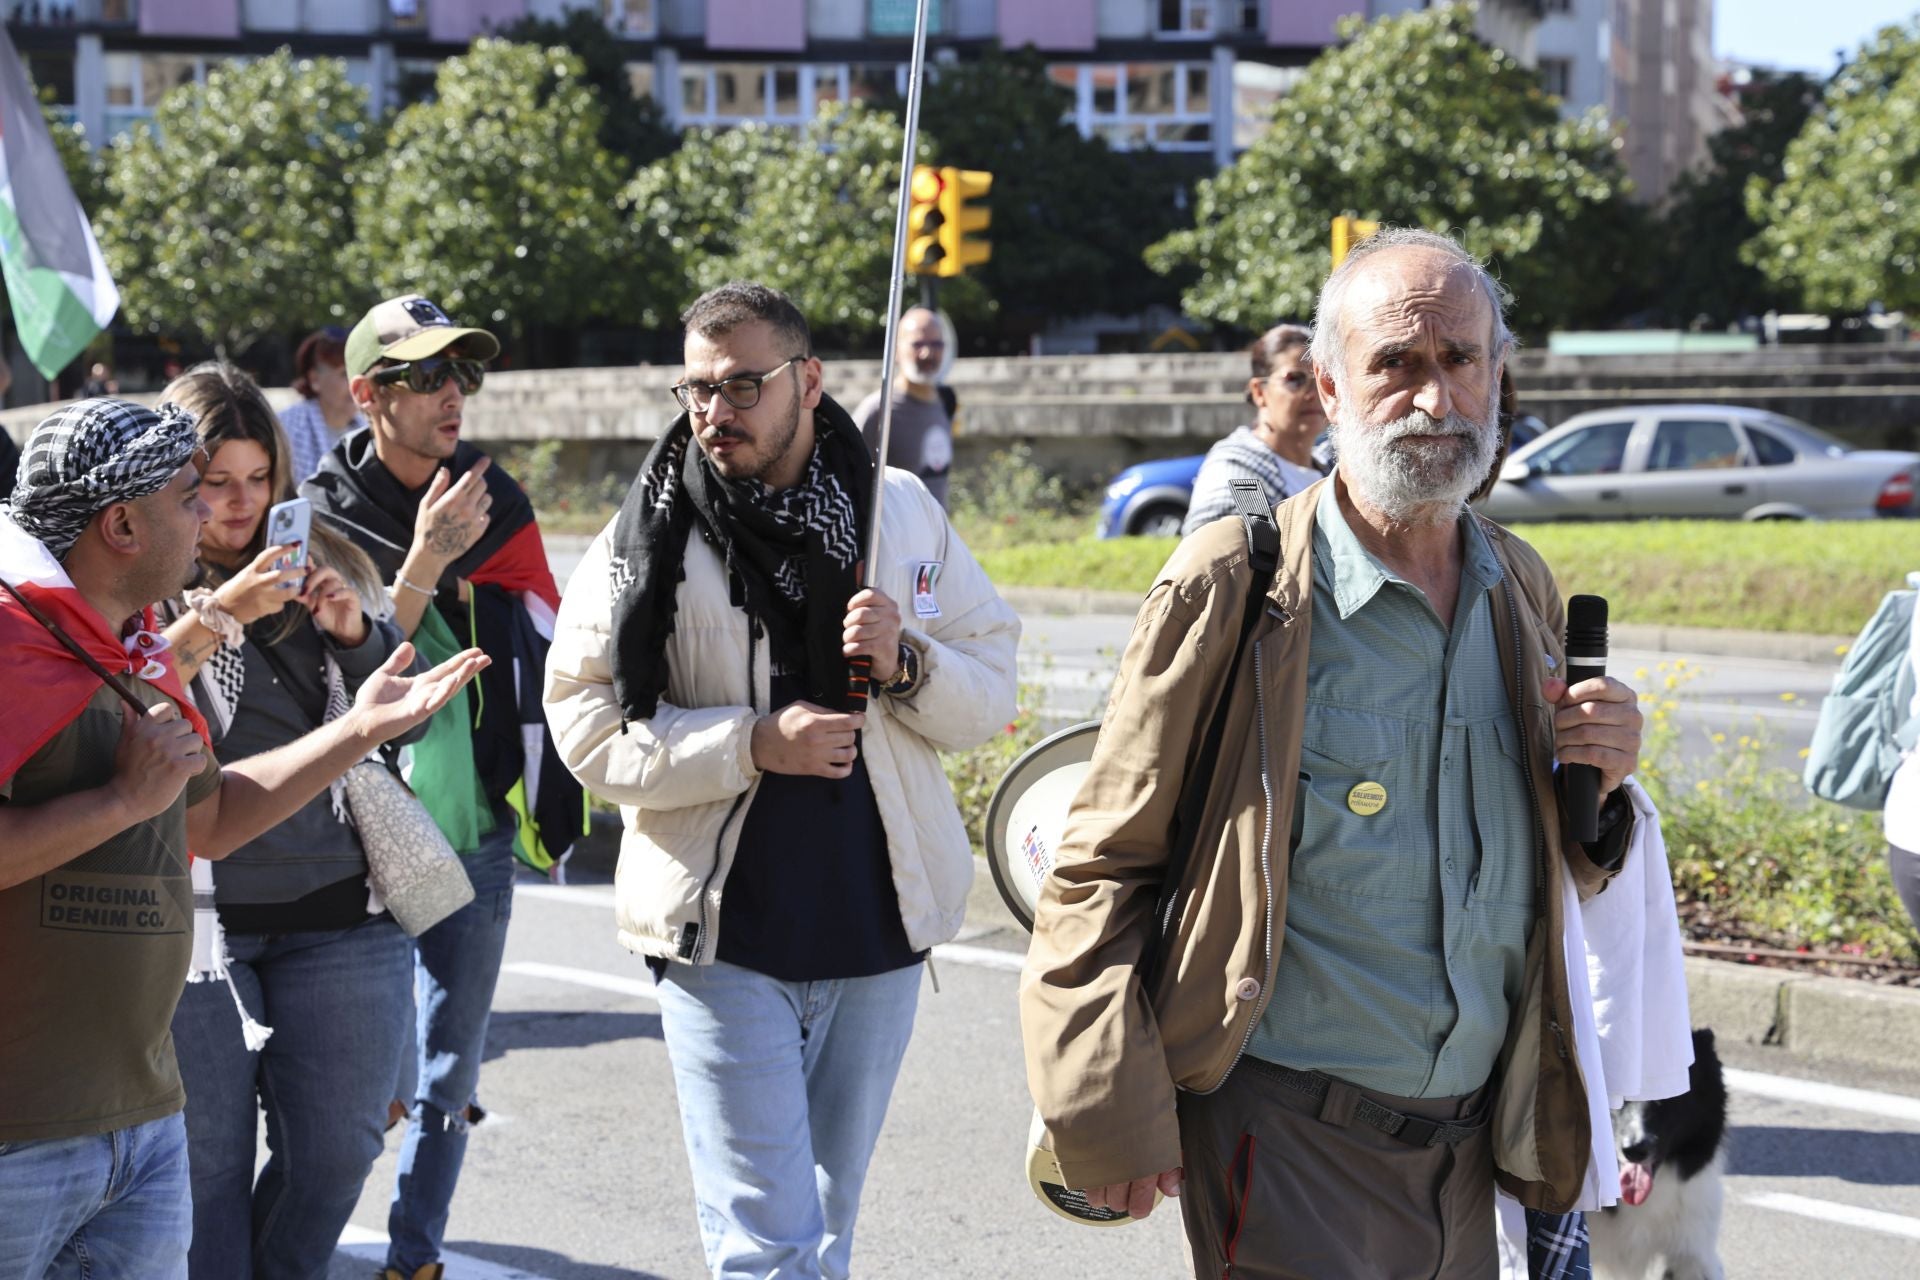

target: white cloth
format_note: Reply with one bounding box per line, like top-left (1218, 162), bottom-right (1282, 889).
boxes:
top-left (1559, 843), bottom-right (1619, 1210)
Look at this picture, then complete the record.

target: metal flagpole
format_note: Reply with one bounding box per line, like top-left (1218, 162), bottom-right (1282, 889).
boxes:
top-left (850, 0), bottom-right (933, 703)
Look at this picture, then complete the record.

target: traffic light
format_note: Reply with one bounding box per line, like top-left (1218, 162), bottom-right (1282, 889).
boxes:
top-left (907, 165), bottom-right (946, 276)
top-left (1331, 215), bottom-right (1380, 267)
top-left (934, 167), bottom-right (992, 278)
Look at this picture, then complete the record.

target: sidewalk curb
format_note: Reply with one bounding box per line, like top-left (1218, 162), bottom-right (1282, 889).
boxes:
top-left (1000, 586), bottom-right (1848, 665)
top-left (963, 868), bottom-right (1920, 1080)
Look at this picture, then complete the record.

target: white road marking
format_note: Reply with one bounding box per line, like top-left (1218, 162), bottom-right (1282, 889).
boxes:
top-left (1745, 1192), bottom-right (1920, 1241)
top-left (516, 882), bottom-right (616, 907)
top-left (1726, 1067), bottom-right (1920, 1126)
top-left (337, 1225), bottom-right (558, 1278)
top-left (502, 960), bottom-right (658, 1002)
top-left (932, 942), bottom-right (1026, 972)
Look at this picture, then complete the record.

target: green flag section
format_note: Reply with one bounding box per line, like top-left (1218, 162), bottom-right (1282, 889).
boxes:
top-left (0, 27), bottom-right (118, 379)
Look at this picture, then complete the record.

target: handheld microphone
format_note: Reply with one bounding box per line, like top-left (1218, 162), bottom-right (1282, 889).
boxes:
top-left (1563, 594), bottom-right (1609, 844)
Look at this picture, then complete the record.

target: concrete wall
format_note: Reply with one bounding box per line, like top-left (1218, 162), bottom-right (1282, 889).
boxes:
top-left (12, 348), bottom-right (1920, 493)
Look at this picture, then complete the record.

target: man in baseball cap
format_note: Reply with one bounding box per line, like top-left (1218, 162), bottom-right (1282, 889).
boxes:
top-left (343, 294), bottom-right (500, 379)
top-left (305, 294), bottom-right (584, 1280)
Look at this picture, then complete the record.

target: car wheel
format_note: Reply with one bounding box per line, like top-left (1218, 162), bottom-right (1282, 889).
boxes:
top-left (1129, 502), bottom-right (1188, 537)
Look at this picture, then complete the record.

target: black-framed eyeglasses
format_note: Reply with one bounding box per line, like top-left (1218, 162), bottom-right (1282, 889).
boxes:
top-left (372, 357), bottom-right (486, 396)
top-left (671, 356), bottom-right (802, 414)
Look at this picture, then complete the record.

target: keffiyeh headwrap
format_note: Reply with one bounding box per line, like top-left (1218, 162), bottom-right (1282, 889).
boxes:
top-left (4, 398), bottom-right (202, 560)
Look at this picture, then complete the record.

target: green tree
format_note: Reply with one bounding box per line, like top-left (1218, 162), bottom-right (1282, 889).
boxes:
top-left (908, 48), bottom-right (1191, 335)
top-left (1655, 71), bottom-right (1818, 326)
top-left (619, 123), bottom-right (795, 330)
top-left (1746, 21), bottom-right (1920, 314)
top-left (721, 102), bottom-right (928, 344)
top-left (97, 51), bottom-right (368, 354)
top-left (497, 9), bottom-right (679, 172)
top-left (1146, 5), bottom-right (1639, 337)
top-left (353, 39), bottom-right (628, 344)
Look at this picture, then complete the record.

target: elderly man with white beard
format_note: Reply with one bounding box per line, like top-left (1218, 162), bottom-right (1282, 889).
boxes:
top-left (1019, 228), bottom-right (1645, 1279)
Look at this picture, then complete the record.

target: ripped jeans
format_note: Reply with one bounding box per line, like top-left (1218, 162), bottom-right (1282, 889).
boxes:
top-left (385, 805), bottom-right (518, 1272)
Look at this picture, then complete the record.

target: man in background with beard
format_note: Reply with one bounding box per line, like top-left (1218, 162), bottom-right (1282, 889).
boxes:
top-left (851, 307), bottom-right (955, 509)
top-left (1018, 228), bottom-right (1645, 1278)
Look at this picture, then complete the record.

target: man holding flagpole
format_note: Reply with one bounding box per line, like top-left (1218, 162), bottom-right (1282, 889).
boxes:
top-left (0, 27), bottom-right (119, 383)
top-left (544, 281), bottom-right (1019, 1278)
top-left (0, 398), bottom-right (488, 1277)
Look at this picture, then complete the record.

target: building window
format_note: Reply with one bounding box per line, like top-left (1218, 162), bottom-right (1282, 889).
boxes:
top-left (603, 0), bottom-right (655, 36)
top-left (678, 64), bottom-right (877, 128)
top-left (387, 0), bottom-right (426, 31)
top-left (103, 51), bottom-right (225, 138)
top-left (1542, 0), bottom-right (1575, 13)
top-left (1540, 57), bottom-right (1572, 99)
top-left (869, 0), bottom-right (944, 37)
top-left (1054, 61), bottom-right (1214, 153)
top-left (24, 51), bottom-right (76, 110)
top-left (1158, 0), bottom-right (1214, 39)
top-left (1232, 61), bottom-right (1305, 150)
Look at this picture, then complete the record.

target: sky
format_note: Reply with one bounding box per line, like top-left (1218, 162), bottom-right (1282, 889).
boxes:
top-left (1715, 0), bottom-right (1920, 73)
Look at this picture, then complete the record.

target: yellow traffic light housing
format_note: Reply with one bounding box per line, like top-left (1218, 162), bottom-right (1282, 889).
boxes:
top-left (933, 167), bottom-right (991, 278)
top-left (1331, 215), bottom-right (1381, 267)
top-left (907, 165), bottom-right (946, 276)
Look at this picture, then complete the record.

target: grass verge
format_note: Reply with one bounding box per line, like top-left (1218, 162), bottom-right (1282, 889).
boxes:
top-left (965, 519), bottom-right (1916, 635)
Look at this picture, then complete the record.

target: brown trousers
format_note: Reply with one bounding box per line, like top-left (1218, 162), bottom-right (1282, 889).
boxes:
top-left (1175, 1060), bottom-right (1497, 1280)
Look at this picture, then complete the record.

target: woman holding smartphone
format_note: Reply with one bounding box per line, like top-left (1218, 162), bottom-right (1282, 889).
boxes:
top-left (159, 362), bottom-right (425, 1279)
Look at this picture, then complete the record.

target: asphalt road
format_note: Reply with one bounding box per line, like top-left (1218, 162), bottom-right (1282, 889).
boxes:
top-left (321, 871), bottom-right (1920, 1279)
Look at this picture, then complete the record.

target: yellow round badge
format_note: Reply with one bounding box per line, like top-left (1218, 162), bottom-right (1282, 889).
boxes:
top-left (1347, 782), bottom-right (1387, 817)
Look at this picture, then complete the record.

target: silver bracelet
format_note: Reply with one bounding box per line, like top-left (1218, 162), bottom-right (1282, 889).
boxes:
top-left (184, 588), bottom-right (245, 648)
top-left (394, 573), bottom-right (436, 598)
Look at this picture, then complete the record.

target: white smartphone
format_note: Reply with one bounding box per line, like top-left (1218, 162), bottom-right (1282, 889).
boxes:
top-left (264, 497), bottom-right (312, 576)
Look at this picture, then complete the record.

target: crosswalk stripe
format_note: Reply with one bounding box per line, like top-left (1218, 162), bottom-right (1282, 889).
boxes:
top-left (1745, 1192), bottom-right (1920, 1241)
top-left (502, 960), bottom-right (658, 1002)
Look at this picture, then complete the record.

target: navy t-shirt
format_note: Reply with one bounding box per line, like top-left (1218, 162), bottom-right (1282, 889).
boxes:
top-left (716, 634), bottom-right (922, 982)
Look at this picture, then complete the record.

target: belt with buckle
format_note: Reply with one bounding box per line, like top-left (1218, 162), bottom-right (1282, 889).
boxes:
top-left (1245, 1059), bottom-right (1487, 1148)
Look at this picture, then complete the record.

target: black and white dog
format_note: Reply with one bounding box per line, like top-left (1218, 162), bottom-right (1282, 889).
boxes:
top-left (1588, 1027), bottom-right (1728, 1280)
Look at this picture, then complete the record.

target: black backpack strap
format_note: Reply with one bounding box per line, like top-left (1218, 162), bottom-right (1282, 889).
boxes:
top-left (1141, 479), bottom-right (1281, 986)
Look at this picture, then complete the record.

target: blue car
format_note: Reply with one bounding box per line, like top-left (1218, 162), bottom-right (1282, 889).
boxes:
top-left (1097, 417), bottom-right (1546, 538)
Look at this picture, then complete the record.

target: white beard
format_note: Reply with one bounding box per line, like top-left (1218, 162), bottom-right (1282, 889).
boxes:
top-left (1328, 403), bottom-right (1499, 527)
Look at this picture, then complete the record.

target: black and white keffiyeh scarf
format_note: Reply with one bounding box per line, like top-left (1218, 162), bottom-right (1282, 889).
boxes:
top-left (4, 398), bottom-right (201, 559)
top-left (608, 392), bottom-right (872, 721)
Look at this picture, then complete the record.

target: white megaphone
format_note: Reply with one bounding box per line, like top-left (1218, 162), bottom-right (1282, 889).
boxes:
top-left (986, 721), bottom-right (1162, 1226)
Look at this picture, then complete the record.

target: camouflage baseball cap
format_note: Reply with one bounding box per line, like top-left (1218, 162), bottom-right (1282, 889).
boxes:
top-left (344, 294), bottom-right (501, 377)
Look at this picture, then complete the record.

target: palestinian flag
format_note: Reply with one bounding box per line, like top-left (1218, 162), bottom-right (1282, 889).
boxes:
top-left (0, 27), bottom-right (119, 380)
top-left (0, 511), bottom-right (208, 785)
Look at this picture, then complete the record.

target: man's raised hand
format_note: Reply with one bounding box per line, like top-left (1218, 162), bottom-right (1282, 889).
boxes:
top-left (346, 642), bottom-right (491, 746)
top-left (111, 701), bottom-right (206, 822)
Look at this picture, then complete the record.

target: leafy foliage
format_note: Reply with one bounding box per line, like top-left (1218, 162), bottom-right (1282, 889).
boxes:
top-left (37, 89), bottom-right (105, 219)
top-left (1652, 71), bottom-right (1818, 326)
top-left (352, 39), bottom-right (628, 335)
top-left (97, 51), bottom-right (369, 353)
top-left (1746, 20), bottom-right (1920, 313)
top-left (910, 48), bottom-right (1191, 333)
top-left (1146, 5), bottom-right (1640, 337)
top-left (496, 9), bottom-right (679, 173)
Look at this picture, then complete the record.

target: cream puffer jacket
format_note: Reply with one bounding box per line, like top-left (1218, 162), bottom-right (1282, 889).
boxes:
top-left (544, 470), bottom-right (1020, 964)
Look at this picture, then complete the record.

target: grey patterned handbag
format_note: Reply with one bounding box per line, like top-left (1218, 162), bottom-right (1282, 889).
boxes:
top-left (343, 758), bottom-right (474, 936)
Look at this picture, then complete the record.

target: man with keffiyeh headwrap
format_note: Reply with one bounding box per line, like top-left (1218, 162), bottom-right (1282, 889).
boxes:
top-left (0, 398), bottom-right (490, 1279)
top-left (545, 283), bottom-right (1021, 1280)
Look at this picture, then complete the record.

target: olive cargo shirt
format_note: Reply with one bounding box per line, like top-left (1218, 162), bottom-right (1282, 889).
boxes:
top-left (0, 681), bottom-right (223, 1141)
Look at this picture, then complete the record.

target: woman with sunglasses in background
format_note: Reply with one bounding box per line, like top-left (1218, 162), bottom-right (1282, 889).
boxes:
top-left (282, 326), bottom-right (369, 485)
top-left (157, 361), bottom-right (428, 1279)
top-left (1180, 322), bottom-right (1328, 535)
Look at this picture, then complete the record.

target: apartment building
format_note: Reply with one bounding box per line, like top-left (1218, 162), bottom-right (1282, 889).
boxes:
top-left (1535, 0), bottom-right (1731, 199)
top-left (7, 1), bottom-right (1545, 169)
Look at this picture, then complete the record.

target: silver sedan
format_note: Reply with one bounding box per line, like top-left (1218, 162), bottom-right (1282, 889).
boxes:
top-left (1479, 404), bottom-right (1920, 522)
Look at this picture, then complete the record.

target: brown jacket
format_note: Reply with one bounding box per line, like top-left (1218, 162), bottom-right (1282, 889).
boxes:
top-left (1018, 478), bottom-right (1624, 1213)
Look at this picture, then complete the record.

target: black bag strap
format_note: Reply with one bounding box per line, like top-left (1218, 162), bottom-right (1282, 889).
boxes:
top-left (1141, 479), bottom-right (1280, 987)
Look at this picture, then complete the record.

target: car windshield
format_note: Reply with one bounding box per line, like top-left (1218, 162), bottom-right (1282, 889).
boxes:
top-left (1760, 415), bottom-right (1852, 459)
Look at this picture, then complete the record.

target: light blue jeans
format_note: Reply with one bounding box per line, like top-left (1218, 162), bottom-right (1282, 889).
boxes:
top-left (654, 958), bottom-right (923, 1280)
top-left (0, 1111), bottom-right (192, 1279)
top-left (386, 806), bottom-right (519, 1272)
top-left (172, 914), bottom-right (414, 1280)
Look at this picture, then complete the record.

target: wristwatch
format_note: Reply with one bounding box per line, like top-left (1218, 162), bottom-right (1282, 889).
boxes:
top-left (882, 641), bottom-right (922, 698)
